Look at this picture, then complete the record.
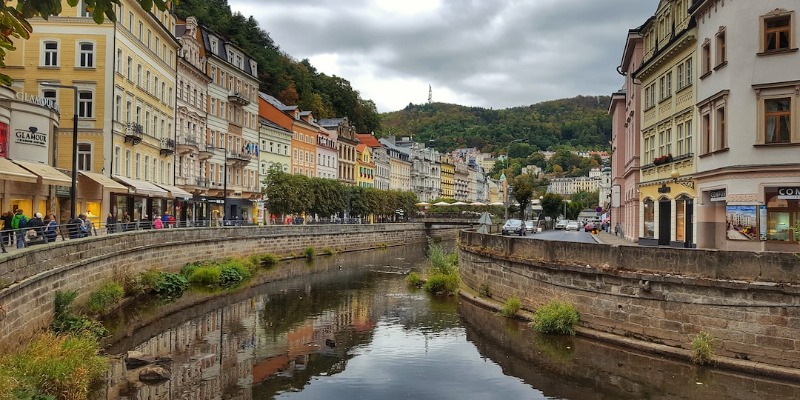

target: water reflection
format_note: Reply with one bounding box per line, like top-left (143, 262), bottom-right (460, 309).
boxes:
top-left (99, 244), bottom-right (800, 400)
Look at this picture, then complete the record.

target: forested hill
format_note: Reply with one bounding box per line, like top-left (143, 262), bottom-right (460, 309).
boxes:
top-left (174, 0), bottom-right (380, 133)
top-left (379, 95), bottom-right (612, 154)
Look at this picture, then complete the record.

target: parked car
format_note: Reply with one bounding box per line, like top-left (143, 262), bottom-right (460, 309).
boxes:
top-left (565, 220), bottom-right (579, 231)
top-left (525, 220), bottom-right (536, 234)
top-left (555, 220), bottom-right (568, 230)
top-left (501, 219), bottom-right (526, 236)
top-left (584, 222), bottom-right (596, 232)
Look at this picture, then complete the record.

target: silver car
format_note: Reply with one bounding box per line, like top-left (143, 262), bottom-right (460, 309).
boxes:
top-left (525, 220), bottom-right (537, 233)
top-left (565, 220), bottom-right (580, 231)
top-left (555, 220), bottom-right (567, 230)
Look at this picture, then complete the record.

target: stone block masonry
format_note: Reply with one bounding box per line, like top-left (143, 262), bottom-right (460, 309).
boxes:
top-left (459, 230), bottom-right (800, 372)
top-left (0, 224), bottom-right (458, 354)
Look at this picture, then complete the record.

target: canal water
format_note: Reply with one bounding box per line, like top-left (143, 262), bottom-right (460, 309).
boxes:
top-left (99, 244), bottom-right (800, 399)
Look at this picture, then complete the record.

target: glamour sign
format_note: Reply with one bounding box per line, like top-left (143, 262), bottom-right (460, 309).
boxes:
top-left (15, 92), bottom-right (59, 113)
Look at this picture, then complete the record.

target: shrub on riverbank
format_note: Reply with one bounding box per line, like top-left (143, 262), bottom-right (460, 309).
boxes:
top-left (0, 332), bottom-right (107, 400)
top-left (691, 331), bottom-right (715, 365)
top-left (406, 272), bottom-right (423, 288)
top-left (86, 282), bottom-right (125, 314)
top-left (51, 290), bottom-right (107, 338)
top-left (500, 296), bottom-right (522, 318)
top-left (532, 300), bottom-right (579, 335)
top-left (304, 247), bottom-right (315, 259)
top-left (261, 253), bottom-right (280, 268)
top-left (423, 244), bottom-right (460, 295)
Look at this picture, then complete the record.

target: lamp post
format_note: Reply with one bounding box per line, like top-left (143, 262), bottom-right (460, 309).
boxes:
top-left (41, 82), bottom-right (79, 220)
top-left (207, 146), bottom-right (228, 225)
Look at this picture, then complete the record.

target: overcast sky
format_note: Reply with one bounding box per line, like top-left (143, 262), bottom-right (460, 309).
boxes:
top-left (228, 0), bottom-right (656, 113)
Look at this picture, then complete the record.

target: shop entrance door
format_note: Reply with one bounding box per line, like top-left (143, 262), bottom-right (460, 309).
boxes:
top-left (658, 199), bottom-right (671, 246)
top-left (685, 200), bottom-right (694, 247)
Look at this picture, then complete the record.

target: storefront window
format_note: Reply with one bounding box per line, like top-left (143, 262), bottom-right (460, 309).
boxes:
top-left (133, 197), bottom-right (145, 220)
top-left (675, 198), bottom-right (686, 242)
top-left (643, 198), bottom-right (655, 238)
top-left (765, 188), bottom-right (800, 242)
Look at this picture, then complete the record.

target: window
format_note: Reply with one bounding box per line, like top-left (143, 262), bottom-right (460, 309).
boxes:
top-left (126, 100), bottom-right (132, 122)
top-left (666, 128), bottom-right (672, 155)
top-left (128, 12), bottom-right (133, 31)
top-left (114, 146), bottom-right (120, 174)
top-left (702, 114), bottom-right (711, 154)
top-left (658, 130), bottom-right (665, 156)
top-left (685, 57), bottom-right (693, 85)
top-left (115, 95), bottom-right (121, 120)
top-left (43, 41), bottom-right (58, 66)
top-left (144, 155), bottom-right (150, 180)
top-left (701, 42), bottom-right (711, 76)
top-left (716, 106), bottom-right (727, 149)
top-left (138, 22), bottom-right (143, 40)
top-left (685, 120), bottom-right (693, 155)
top-left (78, 42), bottom-right (94, 67)
top-left (127, 57), bottom-right (132, 80)
top-left (144, 111), bottom-right (150, 134)
top-left (78, 91), bottom-right (93, 118)
top-left (677, 64), bottom-right (684, 90)
top-left (154, 77), bottom-right (159, 98)
top-left (147, 30), bottom-right (151, 48)
top-left (137, 64), bottom-right (142, 86)
top-left (763, 15), bottom-right (792, 52)
top-left (161, 82), bottom-right (165, 103)
top-left (677, 123), bottom-right (684, 156)
top-left (125, 150), bottom-right (131, 177)
top-left (116, 49), bottom-right (122, 72)
top-left (135, 153), bottom-right (141, 179)
top-left (666, 72), bottom-right (672, 98)
top-left (659, 76), bottom-right (665, 100)
top-left (716, 29), bottom-right (726, 66)
top-left (765, 98), bottom-right (791, 143)
top-left (145, 71), bottom-right (150, 92)
top-left (77, 143), bottom-right (91, 171)
top-left (42, 90), bottom-right (56, 107)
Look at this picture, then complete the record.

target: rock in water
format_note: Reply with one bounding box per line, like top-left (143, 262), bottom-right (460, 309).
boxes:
top-left (125, 351), bottom-right (156, 369)
top-left (139, 365), bottom-right (171, 383)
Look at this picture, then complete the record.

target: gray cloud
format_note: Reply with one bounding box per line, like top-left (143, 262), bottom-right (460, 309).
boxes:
top-left (229, 0), bottom-right (656, 112)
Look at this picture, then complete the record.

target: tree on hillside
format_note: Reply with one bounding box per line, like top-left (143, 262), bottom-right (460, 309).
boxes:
top-left (0, 0), bottom-right (175, 85)
top-left (510, 174), bottom-right (534, 220)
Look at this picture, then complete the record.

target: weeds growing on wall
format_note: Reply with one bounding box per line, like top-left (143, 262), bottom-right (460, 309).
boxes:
top-left (86, 282), bottom-right (125, 314)
top-left (500, 296), bottom-right (522, 318)
top-left (532, 300), bottom-right (579, 335)
top-left (691, 331), bottom-right (715, 365)
top-left (50, 291), bottom-right (107, 338)
top-left (304, 247), bottom-right (315, 260)
top-left (0, 332), bottom-right (107, 400)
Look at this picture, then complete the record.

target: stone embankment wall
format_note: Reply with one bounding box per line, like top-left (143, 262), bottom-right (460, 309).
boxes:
top-left (459, 230), bottom-right (800, 370)
top-left (0, 224), bottom-right (457, 354)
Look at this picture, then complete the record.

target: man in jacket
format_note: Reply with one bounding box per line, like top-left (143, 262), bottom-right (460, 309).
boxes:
top-left (11, 209), bottom-right (28, 249)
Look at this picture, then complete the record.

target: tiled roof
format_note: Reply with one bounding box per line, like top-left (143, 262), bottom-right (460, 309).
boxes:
top-left (355, 133), bottom-right (381, 148)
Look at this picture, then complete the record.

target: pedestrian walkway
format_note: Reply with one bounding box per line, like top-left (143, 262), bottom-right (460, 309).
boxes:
top-left (592, 231), bottom-right (636, 246)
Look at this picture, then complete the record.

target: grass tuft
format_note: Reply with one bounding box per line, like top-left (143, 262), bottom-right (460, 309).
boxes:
top-left (86, 282), bottom-right (125, 314)
top-left (406, 272), bottom-right (423, 288)
top-left (691, 331), bottom-right (716, 365)
top-left (499, 296), bottom-right (522, 318)
top-left (532, 300), bottom-right (579, 335)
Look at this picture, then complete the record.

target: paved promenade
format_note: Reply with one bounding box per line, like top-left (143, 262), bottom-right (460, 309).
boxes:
top-left (591, 231), bottom-right (636, 246)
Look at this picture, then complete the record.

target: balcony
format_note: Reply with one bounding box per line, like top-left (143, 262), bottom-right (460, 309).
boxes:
top-left (228, 91), bottom-right (250, 106)
top-left (160, 138), bottom-right (176, 156)
top-left (198, 145), bottom-right (215, 161)
top-left (124, 122), bottom-right (144, 145)
top-left (176, 134), bottom-right (199, 154)
top-left (195, 177), bottom-right (210, 188)
top-left (227, 150), bottom-right (253, 166)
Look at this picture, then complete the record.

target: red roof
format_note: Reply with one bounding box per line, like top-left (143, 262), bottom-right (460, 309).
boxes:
top-left (355, 133), bottom-right (381, 148)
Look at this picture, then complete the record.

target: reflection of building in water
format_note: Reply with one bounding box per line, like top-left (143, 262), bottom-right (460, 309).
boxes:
top-left (105, 298), bottom-right (258, 400)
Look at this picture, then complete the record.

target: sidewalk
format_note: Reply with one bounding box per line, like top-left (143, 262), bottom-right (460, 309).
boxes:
top-left (592, 231), bottom-right (636, 246)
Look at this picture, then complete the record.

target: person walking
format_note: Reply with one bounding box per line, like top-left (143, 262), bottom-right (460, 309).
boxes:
top-left (106, 213), bottom-right (116, 234)
top-left (11, 209), bottom-right (29, 249)
top-left (153, 215), bottom-right (163, 229)
top-left (43, 214), bottom-right (59, 243)
top-left (27, 213), bottom-right (45, 239)
top-left (1, 211), bottom-right (12, 246)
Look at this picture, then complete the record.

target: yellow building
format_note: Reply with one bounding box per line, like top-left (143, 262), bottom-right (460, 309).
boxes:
top-left (634, 0), bottom-right (697, 247)
top-left (355, 144), bottom-right (375, 188)
top-left (3, 1), bottom-right (179, 225)
top-left (439, 155), bottom-right (455, 200)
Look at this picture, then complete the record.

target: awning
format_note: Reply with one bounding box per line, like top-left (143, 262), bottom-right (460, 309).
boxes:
top-left (14, 159), bottom-right (71, 186)
top-left (0, 157), bottom-right (38, 183)
top-left (155, 183), bottom-right (193, 199)
top-left (112, 175), bottom-right (169, 197)
top-left (79, 171), bottom-right (128, 191)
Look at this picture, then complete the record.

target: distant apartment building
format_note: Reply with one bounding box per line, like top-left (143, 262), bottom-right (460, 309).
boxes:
top-left (319, 118), bottom-right (357, 186)
top-left (355, 133), bottom-right (389, 190)
top-left (395, 137), bottom-right (440, 202)
top-left (609, 21), bottom-right (643, 243)
top-left (439, 155), bottom-right (455, 200)
top-left (355, 144), bottom-right (375, 188)
top-left (317, 127), bottom-right (338, 180)
top-left (547, 168), bottom-right (605, 195)
top-left (379, 137), bottom-right (412, 192)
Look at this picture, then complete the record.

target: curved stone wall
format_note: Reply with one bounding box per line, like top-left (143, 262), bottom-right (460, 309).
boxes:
top-left (459, 230), bottom-right (800, 370)
top-left (0, 224), bottom-right (455, 354)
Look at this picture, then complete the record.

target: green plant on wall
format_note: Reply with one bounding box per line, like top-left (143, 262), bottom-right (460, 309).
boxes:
top-left (691, 331), bottom-right (715, 365)
top-left (532, 300), bottom-right (579, 335)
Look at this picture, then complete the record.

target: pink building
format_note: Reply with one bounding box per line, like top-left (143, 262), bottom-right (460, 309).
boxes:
top-left (608, 27), bottom-right (644, 242)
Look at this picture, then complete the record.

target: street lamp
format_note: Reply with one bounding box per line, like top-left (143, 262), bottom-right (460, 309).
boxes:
top-left (41, 82), bottom-right (79, 220)
top-left (207, 145), bottom-right (228, 225)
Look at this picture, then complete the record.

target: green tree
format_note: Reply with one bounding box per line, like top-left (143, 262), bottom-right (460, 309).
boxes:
top-left (510, 174), bottom-right (534, 220)
top-left (541, 193), bottom-right (563, 219)
top-left (264, 166), bottom-right (311, 216)
top-left (308, 177), bottom-right (345, 218)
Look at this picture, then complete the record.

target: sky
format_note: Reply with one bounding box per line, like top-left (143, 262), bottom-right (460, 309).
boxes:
top-left (228, 0), bottom-right (656, 113)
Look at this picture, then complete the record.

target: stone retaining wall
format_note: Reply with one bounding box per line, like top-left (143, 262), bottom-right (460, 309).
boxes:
top-left (0, 224), bottom-right (456, 354)
top-left (459, 230), bottom-right (800, 370)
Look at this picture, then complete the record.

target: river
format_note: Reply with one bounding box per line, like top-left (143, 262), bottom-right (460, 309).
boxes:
top-left (97, 243), bottom-right (800, 399)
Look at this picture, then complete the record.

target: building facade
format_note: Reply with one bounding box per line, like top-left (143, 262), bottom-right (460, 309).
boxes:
top-left (379, 137), bottom-right (412, 192)
top-left (316, 127), bottom-right (338, 180)
top-left (201, 26), bottom-right (261, 222)
top-left (319, 118), bottom-right (357, 186)
top-left (691, 0), bottom-right (800, 251)
top-left (634, 0), bottom-right (698, 247)
top-left (355, 144), bottom-right (374, 188)
top-left (439, 155), bottom-right (455, 200)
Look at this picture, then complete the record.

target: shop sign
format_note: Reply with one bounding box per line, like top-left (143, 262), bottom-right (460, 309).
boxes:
top-left (777, 187), bottom-right (800, 200)
top-left (15, 92), bottom-right (59, 113)
top-left (14, 128), bottom-right (47, 147)
top-left (709, 189), bottom-right (726, 202)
